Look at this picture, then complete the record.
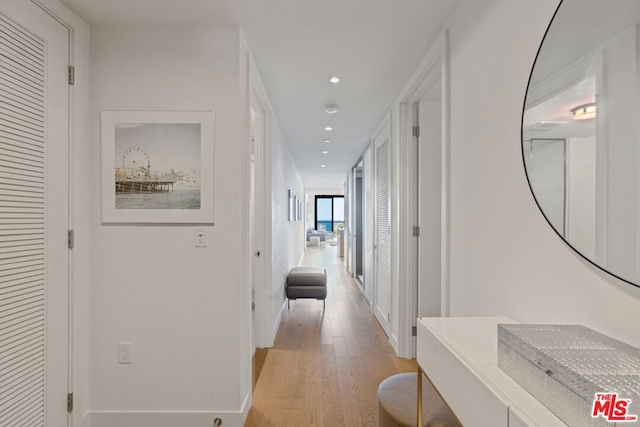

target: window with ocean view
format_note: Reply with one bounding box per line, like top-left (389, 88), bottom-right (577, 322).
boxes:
top-left (315, 195), bottom-right (344, 232)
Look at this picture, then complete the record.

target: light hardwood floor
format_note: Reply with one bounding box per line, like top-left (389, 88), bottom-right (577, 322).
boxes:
top-left (245, 243), bottom-right (417, 427)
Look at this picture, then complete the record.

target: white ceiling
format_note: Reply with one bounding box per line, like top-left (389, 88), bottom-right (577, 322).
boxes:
top-left (58, 0), bottom-right (461, 192)
top-left (57, 0), bottom-right (238, 26)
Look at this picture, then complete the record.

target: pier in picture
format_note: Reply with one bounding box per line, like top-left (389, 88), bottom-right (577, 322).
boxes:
top-left (114, 123), bottom-right (201, 210)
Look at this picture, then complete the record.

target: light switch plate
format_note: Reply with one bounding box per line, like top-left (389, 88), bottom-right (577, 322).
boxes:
top-left (195, 228), bottom-right (207, 247)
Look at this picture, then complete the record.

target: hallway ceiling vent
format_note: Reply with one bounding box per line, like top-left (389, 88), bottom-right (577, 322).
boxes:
top-left (324, 104), bottom-right (338, 114)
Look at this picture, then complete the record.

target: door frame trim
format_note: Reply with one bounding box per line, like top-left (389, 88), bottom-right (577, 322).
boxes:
top-left (31, 1), bottom-right (90, 425)
top-left (248, 55), bottom-right (273, 350)
top-left (395, 29), bottom-right (451, 358)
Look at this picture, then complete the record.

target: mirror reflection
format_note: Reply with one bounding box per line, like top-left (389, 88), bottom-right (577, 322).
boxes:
top-left (523, 0), bottom-right (640, 285)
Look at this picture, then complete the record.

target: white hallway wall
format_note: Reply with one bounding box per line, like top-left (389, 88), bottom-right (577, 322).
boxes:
top-left (89, 26), bottom-right (249, 426)
top-left (445, 0), bottom-right (640, 345)
top-left (270, 117), bottom-right (305, 343)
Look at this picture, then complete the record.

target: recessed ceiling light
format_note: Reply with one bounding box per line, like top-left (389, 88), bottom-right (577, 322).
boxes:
top-left (324, 139), bottom-right (331, 143)
top-left (324, 104), bottom-right (338, 114)
top-left (329, 77), bottom-right (340, 84)
top-left (570, 103), bottom-right (596, 121)
top-left (321, 165), bottom-right (326, 168)
top-left (325, 126), bottom-right (332, 131)
top-left (322, 151), bottom-right (328, 154)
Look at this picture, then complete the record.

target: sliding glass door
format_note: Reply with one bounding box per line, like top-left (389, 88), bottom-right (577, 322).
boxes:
top-left (315, 196), bottom-right (344, 232)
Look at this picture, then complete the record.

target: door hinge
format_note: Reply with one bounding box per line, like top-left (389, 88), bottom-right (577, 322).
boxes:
top-left (67, 393), bottom-right (73, 413)
top-left (412, 226), bottom-right (420, 237)
top-left (68, 230), bottom-right (74, 249)
top-left (412, 125), bottom-right (420, 138)
top-left (68, 65), bottom-right (75, 85)
top-left (412, 326), bottom-right (417, 337)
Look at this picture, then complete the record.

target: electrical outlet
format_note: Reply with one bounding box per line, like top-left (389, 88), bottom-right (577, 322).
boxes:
top-left (118, 342), bottom-right (131, 364)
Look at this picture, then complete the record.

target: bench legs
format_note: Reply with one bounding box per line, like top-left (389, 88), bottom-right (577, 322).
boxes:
top-left (286, 298), bottom-right (325, 310)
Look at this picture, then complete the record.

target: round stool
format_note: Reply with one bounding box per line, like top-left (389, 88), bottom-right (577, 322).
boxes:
top-left (377, 372), bottom-right (461, 427)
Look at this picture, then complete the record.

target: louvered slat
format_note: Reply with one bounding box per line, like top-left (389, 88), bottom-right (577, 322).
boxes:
top-left (0, 49), bottom-right (44, 83)
top-left (0, 98), bottom-right (44, 123)
top-left (0, 252), bottom-right (43, 264)
top-left (0, 20), bottom-right (45, 61)
top-left (0, 328), bottom-right (42, 360)
top-left (0, 11), bottom-right (45, 427)
top-left (0, 14), bottom-right (43, 47)
top-left (0, 386), bottom-right (43, 423)
top-left (0, 171), bottom-right (44, 184)
top-left (0, 65), bottom-right (44, 101)
top-left (0, 338), bottom-right (41, 368)
top-left (0, 308), bottom-right (42, 334)
top-left (0, 370), bottom-right (44, 408)
top-left (0, 83), bottom-right (44, 117)
top-left (0, 355), bottom-right (42, 390)
top-left (376, 139), bottom-right (391, 320)
top-left (0, 59), bottom-right (45, 97)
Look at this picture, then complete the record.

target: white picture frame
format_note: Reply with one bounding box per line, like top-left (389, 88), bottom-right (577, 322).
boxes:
top-left (101, 110), bottom-right (215, 224)
top-left (293, 195), bottom-right (298, 222)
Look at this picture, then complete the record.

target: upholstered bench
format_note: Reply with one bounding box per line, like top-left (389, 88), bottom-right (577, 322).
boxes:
top-left (285, 267), bottom-right (327, 309)
top-left (377, 372), bottom-right (460, 427)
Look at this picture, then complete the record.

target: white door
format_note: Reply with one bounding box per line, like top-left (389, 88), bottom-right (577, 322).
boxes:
top-left (0, 2), bottom-right (70, 426)
top-left (417, 101), bottom-right (442, 318)
top-left (250, 108), bottom-right (257, 351)
top-left (250, 103), bottom-right (266, 349)
top-left (345, 172), bottom-right (353, 275)
top-left (362, 146), bottom-right (373, 304)
top-left (373, 122), bottom-right (391, 335)
top-left (350, 167), bottom-right (358, 279)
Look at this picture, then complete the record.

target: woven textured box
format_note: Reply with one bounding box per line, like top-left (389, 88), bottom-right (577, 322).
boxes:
top-left (498, 324), bottom-right (640, 427)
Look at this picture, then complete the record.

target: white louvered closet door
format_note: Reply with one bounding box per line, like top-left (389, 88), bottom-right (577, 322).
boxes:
top-left (0, 2), bottom-right (69, 426)
top-left (373, 122), bottom-right (391, 335)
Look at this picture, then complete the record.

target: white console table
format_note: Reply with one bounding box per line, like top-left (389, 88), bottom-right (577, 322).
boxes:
top-left (416, 317), bottom-right (567, 427)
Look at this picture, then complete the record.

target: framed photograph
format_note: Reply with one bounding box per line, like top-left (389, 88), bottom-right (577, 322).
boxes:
top-left (288, 190), bottom-right (293, 221)
top-left (101, 111), bottom-right (215, 223)
top-left (298, 199), bottom-right (303, 221)
top-left (293, 195), bottom-right (298, 221)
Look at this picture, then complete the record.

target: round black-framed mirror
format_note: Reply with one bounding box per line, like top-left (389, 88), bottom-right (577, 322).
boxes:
top-left (522, 0), bottom-right (640, 288)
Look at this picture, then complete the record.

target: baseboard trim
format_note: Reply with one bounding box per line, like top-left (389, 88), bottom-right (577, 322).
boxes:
top-left (272, 297), bottom-right (287, 342)
top-left (241, 392), bottom-right (252, 424)
top-left (88, 410), bottom-right (243, 427)
top-left (390, 332), bottom-right (400, 355)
